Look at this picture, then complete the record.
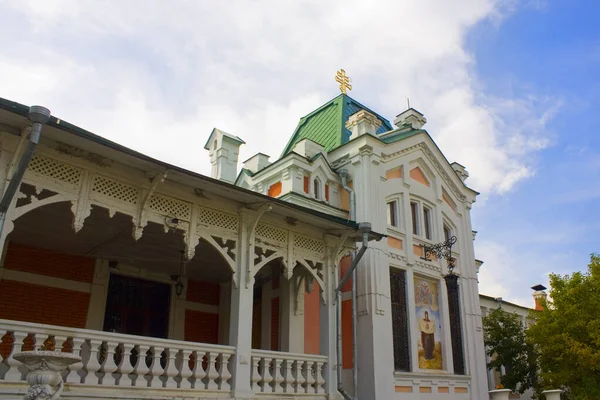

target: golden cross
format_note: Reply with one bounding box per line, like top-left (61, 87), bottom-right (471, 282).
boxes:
top-left (335, 69), bottom-right (352, 94)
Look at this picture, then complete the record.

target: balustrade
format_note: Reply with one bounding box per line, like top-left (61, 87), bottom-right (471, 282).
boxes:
top-left (251, 350), bottom-right (327, 395)
top-left (0, 319), bottom-right (234, 392)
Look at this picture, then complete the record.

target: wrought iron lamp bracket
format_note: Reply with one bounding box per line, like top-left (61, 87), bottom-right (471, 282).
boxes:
top-left (421, 236), bottom-right (458, 275)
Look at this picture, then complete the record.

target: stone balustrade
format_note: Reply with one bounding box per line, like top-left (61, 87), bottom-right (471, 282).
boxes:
top-left (250, 349), bottom-right (327, 396)
top-left (0, 319), bottom-right (235, 391)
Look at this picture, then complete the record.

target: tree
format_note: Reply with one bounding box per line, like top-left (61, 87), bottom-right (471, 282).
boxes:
top-left (527, 254), bottom-right (600, 399)
top-left (483, 307), bottom-right (537, 394)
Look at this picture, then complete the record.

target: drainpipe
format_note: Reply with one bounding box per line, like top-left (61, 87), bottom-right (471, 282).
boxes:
top-left (0, 106), bottom-right (51, 241)
top-left (337, 168), bottom-right (361, 400)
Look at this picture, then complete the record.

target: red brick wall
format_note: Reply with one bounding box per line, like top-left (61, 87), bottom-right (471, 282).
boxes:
top-left (342, 300), bottom-right (353, 368)
top-left (184, 310), bottom-right (219, 344)
top-left (186, 280), bottom-right (220, 305)
top-left (0, 280), bottom-right (90, 328)
top-left (4, 243), bottom-right (94, 283)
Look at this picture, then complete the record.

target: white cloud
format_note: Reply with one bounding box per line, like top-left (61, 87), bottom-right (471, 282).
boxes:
top-left (0, 0), bottom-right (557, 193)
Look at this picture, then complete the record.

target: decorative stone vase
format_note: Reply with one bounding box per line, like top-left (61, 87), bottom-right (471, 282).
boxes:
top-left (14, 351), bottom-right (81, 400)
top-left (489, 389), bottom-right (512, 400)
top-left (542, 389), bottom-right (563, 400)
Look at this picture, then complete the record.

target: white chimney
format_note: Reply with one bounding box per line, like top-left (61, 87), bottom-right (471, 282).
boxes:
top-left (345, 109), bottom-right (382, 140)
top-left (293, 139), bottom-right (325, 160)
top-left (243, 153), bottom-right (271, 174)
top-left (451, 162), bottom-right (469, 182)
top-left (204, 128), bottom-right (245, 184)
top-left (393, 108), bottom-right (426, 129)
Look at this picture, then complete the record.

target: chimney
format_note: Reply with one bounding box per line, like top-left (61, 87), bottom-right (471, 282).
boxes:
top-left (451, 162), bottom-right (469, 182)
top-left (204, 128), bottom-right (245, 184)
top-left (393, 108), bottom-right (426, 129)
top-left (243, 153), bottom-right (271, 174)
top-left (345, 110), bottom-right (382, 140)
top-left (531, 284), bottom-right (547, 311)
top-left (293, 139), bottom-right (325, 160)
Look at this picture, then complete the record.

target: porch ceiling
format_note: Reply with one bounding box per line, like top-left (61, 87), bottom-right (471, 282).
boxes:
top-left (8, 200), bottom-right (233, 283)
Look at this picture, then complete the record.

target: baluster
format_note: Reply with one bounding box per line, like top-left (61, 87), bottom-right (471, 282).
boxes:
top-left (162, 347), bottom-right (179, 388)
top-left (119, 343), bottom-right (135, 387)
top-left (54, 335), bottom-right (70, 382)
top-left (250, 356), bottom-right (261, 392)
top-left (206, 352), bottom-right (220, 390)
top-left (192, 351), bottom-right (207, 389)
top-left (315, 361), bottom-right (325, 393)
top-left (4, 330), bottom-right (27, 382)
top-left (101, 341), bottom-right (120, 386)
top-left (147, 347), bottom-right (164, 388)
top-left (133, 345), bottom-right (150, 387)
top-left (85, 339), bottom-right (103, 385)
top-left (294, 360), bottom-right (305, 394)
top-left (273, 358), bottom-right (284, 393)
top-left (283, 359), bottom-right (294, 393)
top-left (179, 349), bottom-right (193, 389)
top-left (303, 360), bottom-right (315, 394)
top-left (260, 357), bottom-right (273, 393)
top-left (218, 353), bottom-right (232, 391)
top-left (66, 337), bottom-right (85, 384)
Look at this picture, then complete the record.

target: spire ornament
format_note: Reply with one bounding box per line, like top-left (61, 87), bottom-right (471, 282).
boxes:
top-left (335, 69), bottom-right (352, 94)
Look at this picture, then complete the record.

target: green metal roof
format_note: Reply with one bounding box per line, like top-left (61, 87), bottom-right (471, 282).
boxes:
top-left (280, 94), bottom-right (393, 157)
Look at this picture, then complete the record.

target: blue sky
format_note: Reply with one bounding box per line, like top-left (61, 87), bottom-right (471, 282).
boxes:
top-left (0, 0), bottom-right (596, 307)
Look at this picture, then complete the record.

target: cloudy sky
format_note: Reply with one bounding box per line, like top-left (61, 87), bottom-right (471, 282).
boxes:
top-left (1, 0), bottom-right (598, 307)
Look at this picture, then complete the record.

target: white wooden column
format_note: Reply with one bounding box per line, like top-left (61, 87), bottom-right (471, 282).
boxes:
top-left (85, 259), bottom-right (110, 330)
top-left (228, 208), bottom-right (257, 398)
top-left (280, 275), bottom-right (304, 353)
top-left (321, 241), bottom-right (340, 397)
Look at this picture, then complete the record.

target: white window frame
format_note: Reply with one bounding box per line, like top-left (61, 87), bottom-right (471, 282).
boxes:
top-left (387, 200), bottom-right (399, 228)
top-left (410, 199), bottom-right (435, 241)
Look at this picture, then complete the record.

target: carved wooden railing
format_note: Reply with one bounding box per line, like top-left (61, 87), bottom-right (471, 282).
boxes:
top-left (0, 319), bottom-right (234, 391)
top-left (251, 349), bottom-right (327, 396)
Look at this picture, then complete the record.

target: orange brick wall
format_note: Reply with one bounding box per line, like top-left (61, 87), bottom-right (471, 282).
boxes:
top-left (186, 280), bottom-right (220, 305)
top-left (184, 310), bottom-right (219, 344)
top-left (304, 282), bottom-right (320, 355)
top-left (4, 243), bottom-right (94, 283)
top-left (0, 280), bottom-right (90, 328)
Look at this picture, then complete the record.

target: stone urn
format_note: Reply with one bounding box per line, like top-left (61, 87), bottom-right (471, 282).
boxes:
top-left (542, 389), bottom-right (563, 400)
top-left (14, 351), bottom-right (81, 400)
top-left (489, 388), bottom-right (512, 400)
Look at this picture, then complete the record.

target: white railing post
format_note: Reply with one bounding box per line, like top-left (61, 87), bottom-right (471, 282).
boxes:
top-left (147, 347), bottom-right (164, 388)
top-left (283, 358), bottom-right (294, 393)
top-left (66, 337), bottom-right (85, 384)
top-left (101, 341), bottom-right (120, 386)
top-left (3, 330), bottom-right (27, 382)
top-left (251, 356), bottom-right (261, 392)
top-left (294, 360), bottom-right (305, 394)
top-left (206, 352), bottom-right (220, 390)
top-left (85, 339), bottom-right (104, 385)
top-left (218, 353), bottom-right (232, 391)
top-left (134, 344), bottom-right (150, 387)
top-left (119, 342), bottom-right (135, 387)
top-left (179, 349), bottom-right (194, 389)
top-left (192, 351), bottom-right (207, 390)
top-left (163, 347), bottom-right (179, 388)
top-left (273, 358), bottom-right (284, 393)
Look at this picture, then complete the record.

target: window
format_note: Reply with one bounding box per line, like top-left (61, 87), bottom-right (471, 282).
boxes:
top-left (390, 269), bottom-right (410, 371)
top-left (387, 201), bottom-right (398, 227)
top-left (443, 223), bottom-right (452, 242)
top-left (423, 207), bottom-right (432, 240)
top-left (313, 179), bottom-right (320, 200)
top-left (410, 202), bottom-right (419, 235)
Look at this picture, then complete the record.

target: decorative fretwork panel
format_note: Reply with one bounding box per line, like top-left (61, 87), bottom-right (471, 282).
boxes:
top-left (294, 234), bottom-right (324, 255)
top-left (91, 175), bottom-right (139, 205)
top-left (198, 207), bottom-right (238, 231)
top-left (27, 155), bottom-right (82, 187)
top-left (390, 268), bottom-right (410, 372)
top-left (256, 222), bottom-right (287, 245)
top-left (149, 193), bottom-right (191, 221)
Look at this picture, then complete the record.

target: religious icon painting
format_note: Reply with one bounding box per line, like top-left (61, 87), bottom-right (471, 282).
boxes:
top-left (414, 276), bottom-right (443, 370)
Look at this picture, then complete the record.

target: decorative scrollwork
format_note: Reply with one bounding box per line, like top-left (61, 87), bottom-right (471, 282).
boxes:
top-left (422, 236), bottom-right (457, 274)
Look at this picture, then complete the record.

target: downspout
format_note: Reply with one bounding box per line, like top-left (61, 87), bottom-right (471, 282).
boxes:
top-left (0, 106), bottom-right (51, 241)
top-left (337, 169), bottom-right (362, 400)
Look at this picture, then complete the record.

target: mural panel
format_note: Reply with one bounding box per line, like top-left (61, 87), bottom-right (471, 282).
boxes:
top-left (414, 276), bottom-right (443, 370)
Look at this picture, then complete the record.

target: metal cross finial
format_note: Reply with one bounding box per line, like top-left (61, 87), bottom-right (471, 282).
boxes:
top-left (335, 69), bottom-right (352, 94)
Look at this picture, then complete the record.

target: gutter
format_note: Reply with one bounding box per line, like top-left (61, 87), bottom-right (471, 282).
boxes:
top-left (337, 169), bottom-right (360, 400)
top-left (0, 106), bottom-right (51, 240)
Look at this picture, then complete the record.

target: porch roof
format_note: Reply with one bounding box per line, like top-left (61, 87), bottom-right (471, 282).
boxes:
top-left (0, 97), bottom-right (382, 240)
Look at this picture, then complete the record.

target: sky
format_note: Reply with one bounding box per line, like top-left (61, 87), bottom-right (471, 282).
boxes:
top-left (0, 0), bottom-right (598, 307)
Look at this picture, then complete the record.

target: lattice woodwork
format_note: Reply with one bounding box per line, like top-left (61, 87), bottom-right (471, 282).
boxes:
top-left (294, 234), bottom-right (324, 254)
top-left (198, 207), bottom-right (238, 231)
top-left (91, 175), bottom-right (138, 205)
top-left (28, 155), bottom-right (82, 186)
top-left (149, 193), bottom-right (191, 220)
top-left (256, 222), bottom-right (287, 244)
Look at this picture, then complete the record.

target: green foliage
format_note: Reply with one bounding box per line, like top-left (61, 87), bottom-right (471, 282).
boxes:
top-left (526, 254), bottom-right (600, 400)
top-left (483, 308), bottom-right (537, 394)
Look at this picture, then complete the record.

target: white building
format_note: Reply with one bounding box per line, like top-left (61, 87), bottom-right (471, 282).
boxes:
top-left (0, 83), bottom-right (489, 399)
